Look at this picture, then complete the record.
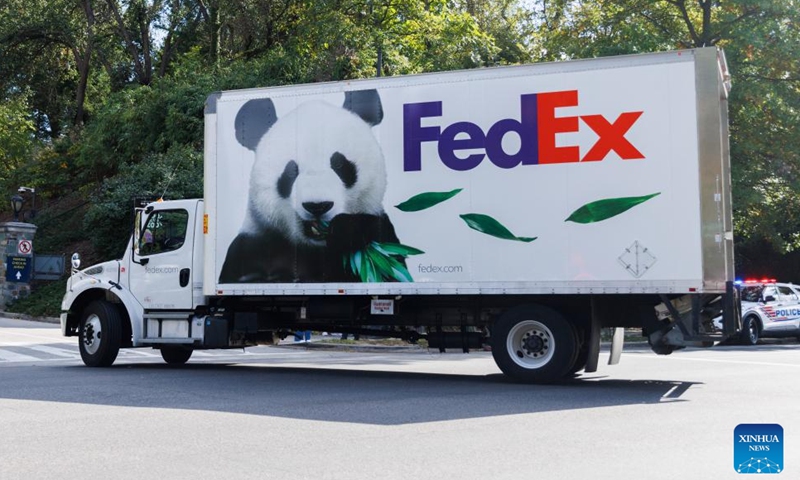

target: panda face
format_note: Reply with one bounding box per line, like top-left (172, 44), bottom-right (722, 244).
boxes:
top-left (244, 100), bottom-right (387, 247)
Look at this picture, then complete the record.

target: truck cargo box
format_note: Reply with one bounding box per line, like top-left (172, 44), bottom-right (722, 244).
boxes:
top-left (204, 47), bottom-right (732, 297)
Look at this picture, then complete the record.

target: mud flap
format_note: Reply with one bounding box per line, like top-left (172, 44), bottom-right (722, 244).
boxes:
top-left (609, 327), bottom-right (624, 365)
top-left (584, 300), bottom-right (602, 373)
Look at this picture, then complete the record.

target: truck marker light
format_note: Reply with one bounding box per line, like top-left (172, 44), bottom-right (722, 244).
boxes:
top-left (403, 90), bottom-right (645, 171)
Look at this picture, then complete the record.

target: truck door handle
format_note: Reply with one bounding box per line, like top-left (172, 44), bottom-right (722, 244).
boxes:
top-left (180, 268), bottom-right (190, 287)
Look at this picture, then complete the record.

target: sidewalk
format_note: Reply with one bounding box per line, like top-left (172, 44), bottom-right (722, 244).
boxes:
top-left (0, 310), bottom-right (59, 324)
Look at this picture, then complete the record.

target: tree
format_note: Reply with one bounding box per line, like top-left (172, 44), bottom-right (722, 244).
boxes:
top-left (0, 94), bottom-right (36, 181)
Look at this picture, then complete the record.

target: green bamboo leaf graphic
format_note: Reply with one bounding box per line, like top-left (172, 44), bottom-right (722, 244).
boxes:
top-left (565, 192), bottom-right (661, 224)
top-left (353, 250), bottom-right (363, 279)
top-left (375, 242), bottom-right (425, 256)
top-left (384, 255), bottom-right (413, 282)
top-left (395, 188), bottom-right (463, 212)
top-left (459, 214), bottom-right (537, 242)
top-left (368, 248), bottom-right (393, 278)
top-left (359, 250), bottom-right (372, 283)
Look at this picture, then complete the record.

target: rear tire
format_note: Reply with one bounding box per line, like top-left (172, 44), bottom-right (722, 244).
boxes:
top-left (160, 347), bottom-right (193, 365)
top-left (740, 316), bottom-right (760, 346)
top-left (79, 300), bottom-right (122, 367)
top-left (491, 305), bottom-right (577, 383)
top-left (569, 332), bottom-right (589, 375)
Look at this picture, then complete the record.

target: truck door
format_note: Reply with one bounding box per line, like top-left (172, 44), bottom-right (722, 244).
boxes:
top-left (129, 208), bottom-right (194, 310)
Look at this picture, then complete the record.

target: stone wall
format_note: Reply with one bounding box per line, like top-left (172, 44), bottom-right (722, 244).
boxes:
top-left (0, 222), bottom-right (37, 309)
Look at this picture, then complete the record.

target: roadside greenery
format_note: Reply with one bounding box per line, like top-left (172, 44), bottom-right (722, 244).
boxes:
top-left (5, 279), bottom-right (67, 317)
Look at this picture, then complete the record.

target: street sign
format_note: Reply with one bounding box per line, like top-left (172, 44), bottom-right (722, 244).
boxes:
top-left (18, 240), bottom-right (32, 255)
top-left (6, 256), bottom-right (32, 283)
top-left (33, 254), bottom-right (65, 280)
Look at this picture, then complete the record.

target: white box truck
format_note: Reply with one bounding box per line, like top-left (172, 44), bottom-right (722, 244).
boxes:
top-left (61, 47), bottom-right (740, 383)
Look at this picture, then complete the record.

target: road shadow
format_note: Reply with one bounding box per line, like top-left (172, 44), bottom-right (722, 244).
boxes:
top-left (0, 362), bottom-right (700, 425)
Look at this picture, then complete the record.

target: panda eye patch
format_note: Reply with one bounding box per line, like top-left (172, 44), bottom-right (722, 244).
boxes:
top-left (330, 152), bottom-right (357, 189)
top-left (277, 160), bottom-right (299, 198)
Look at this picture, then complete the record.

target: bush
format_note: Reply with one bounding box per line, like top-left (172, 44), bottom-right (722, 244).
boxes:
top-left (5, 279), bottom-right (67, 318)
top-left (83, 146), bottom-right (203, 259)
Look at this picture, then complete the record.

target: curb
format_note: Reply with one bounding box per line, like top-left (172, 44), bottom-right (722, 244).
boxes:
top-left (0, 310), bottom-right (60, 324)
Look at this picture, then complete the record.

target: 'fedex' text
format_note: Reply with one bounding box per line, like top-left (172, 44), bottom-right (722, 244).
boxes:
top-left (403, 90), bottom-right (644, 171)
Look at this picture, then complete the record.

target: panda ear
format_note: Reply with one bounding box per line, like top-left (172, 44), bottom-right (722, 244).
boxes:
top-left (343, 89), bottom-right (383, 126)
top-left (235, 98), bottom-right (278, 151)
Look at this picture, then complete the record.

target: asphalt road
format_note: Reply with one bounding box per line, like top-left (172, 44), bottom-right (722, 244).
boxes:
top-left (1, 317), bottom-right (798, 480)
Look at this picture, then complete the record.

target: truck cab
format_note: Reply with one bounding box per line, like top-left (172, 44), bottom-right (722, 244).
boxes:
top-left (61, 199), bottom-right (206, 366)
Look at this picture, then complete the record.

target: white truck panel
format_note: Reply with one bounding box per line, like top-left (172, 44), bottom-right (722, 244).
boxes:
top-left (204, 48), bottom-right (732, 296)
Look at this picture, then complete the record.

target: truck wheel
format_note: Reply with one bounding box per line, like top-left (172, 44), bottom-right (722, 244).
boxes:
top-left (740, 316), bottom-right (760, 346)
top-left (79, 300), bottom-right (122, 367)
top-left (492, 306), bottom-right (577, 383)
top-left (566, 325), bottom-right (588, 375)
top-left (160, 347), bottom-right (193, 365)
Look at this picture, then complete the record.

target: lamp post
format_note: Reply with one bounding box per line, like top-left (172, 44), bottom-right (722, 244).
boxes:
top-left (10, 194), bottom-right (23, 221)
top-left (18, 186), bottom-right (35, 219)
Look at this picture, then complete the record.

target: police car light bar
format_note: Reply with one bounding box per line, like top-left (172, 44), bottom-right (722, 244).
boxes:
top-left (742, 278), bottom-right (777, 284)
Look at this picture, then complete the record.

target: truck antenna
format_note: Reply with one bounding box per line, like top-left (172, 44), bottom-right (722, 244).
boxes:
top-left (159, 155), bottom-right (184, 201)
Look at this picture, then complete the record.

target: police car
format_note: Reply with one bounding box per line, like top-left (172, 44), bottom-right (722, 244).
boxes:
top-left (723, 279), bottom-right (800, 345)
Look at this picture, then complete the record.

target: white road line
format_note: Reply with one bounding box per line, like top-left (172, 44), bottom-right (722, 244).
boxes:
top-left (1, 331), bottom-right (68, 342)
top-left (25, 345), bottom-right (79, 358)
top-left (0, 349), bottom-right (44, 362)
top-left (120, 349), bottom-right (159, 357)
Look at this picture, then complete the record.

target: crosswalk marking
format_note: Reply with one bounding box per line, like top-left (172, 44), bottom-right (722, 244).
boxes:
top-left (0, 348), bottom-right (46, 362)
top-left (25, 345), bottom-right (80, 358)
top-left (121, 348), bottom-right (160, 357)
top-left (0, 342), bottom-right (314, 364)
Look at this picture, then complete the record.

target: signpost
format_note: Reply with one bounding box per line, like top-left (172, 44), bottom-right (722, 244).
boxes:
top-left (17, 239), bottom-right (32, 255)
top-left (6, 256), bottom-right (32, 283)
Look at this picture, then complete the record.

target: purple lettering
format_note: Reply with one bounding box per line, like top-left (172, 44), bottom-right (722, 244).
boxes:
top-left (402, 91), bottom-right (644, 172)
top-left (486, 94), bottom-right (538, 168)
top-left (403, 102), bottom-right (442, 172)
top-left (438, 122), bottom-right (485, 171)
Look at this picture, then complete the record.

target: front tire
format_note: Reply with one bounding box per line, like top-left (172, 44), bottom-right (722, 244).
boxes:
top-left (740, 316), bottom-right (760, 346)
top-left (160, 347), bottom-right (193, 365)
top-left (79, 300), bottom-right (122, 367)
top-left (492, 305), bottom-right (577, 383)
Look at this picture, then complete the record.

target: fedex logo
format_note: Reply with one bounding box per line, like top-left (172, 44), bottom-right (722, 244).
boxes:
top-left (403, 90), bottom-right (644, 171)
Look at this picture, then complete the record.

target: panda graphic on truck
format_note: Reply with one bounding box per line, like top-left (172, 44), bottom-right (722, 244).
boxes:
top-left (219, 90), bottom-right (404, 284)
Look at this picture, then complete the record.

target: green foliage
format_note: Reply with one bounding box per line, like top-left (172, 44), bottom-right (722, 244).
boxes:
top-left (77, 78), bottom-right (209, 178)
top-left (83, 146), bottom-right (203, 259)
top-left (0, 94), bottom-right (36, 179)
top-left (5, 279), bottom-right (67, 317)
